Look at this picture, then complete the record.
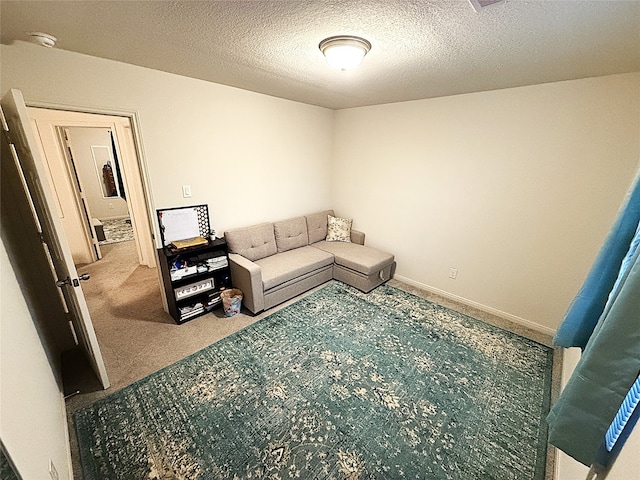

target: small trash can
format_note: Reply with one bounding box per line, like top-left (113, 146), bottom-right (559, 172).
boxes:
top-left (221, 288), bottom-right (243, 317)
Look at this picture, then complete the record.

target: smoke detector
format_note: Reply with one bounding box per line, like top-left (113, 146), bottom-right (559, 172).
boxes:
top-left (28, 32), bottom-right (57, 48)
top-left (469, 0), bottom-right (505, 13)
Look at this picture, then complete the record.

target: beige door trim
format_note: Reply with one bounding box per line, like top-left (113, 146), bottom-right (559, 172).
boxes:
top-left (26, 105), bottom-right (157, 269)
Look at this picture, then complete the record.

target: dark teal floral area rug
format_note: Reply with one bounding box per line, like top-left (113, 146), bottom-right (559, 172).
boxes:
top-left (75, 282), bottom-right (553, 479)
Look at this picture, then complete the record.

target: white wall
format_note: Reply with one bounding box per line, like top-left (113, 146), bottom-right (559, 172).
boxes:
top-left (333, 73), bottom-right (640, 333)
top-left (0, 41), bottom-right (334, 239)
top-left (8, 42), bottom-right (637, 334)
top-left (0, 238), bottom-right (72, 480)
top-left (2, 39), bottom-right (640, 479)
top-left (66, 127), bottom-right (129, 220)
top-left (1, 40), bottom-right (333, 480)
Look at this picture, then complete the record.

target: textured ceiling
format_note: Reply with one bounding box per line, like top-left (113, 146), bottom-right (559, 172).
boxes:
top-left (1, 0), bottom-right (639, 110)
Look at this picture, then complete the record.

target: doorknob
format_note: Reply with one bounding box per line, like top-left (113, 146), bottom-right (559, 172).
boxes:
top-left (56, 276), bottom-right (72, 287)
top-left (56, 274), bottom-right (90, 288)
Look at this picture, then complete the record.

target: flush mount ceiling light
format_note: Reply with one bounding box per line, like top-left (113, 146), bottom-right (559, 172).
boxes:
top-left (319, 35), bottom-right (371, 71)
top-left (27, 32), bottom-right (57, 47)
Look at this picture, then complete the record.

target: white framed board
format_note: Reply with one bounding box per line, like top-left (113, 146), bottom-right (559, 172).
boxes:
top-left (157, 204), bottom-right (210, 247)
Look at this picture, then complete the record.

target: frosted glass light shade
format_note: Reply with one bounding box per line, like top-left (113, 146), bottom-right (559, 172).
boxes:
top-left (319, 36), bottom-right (371, 71)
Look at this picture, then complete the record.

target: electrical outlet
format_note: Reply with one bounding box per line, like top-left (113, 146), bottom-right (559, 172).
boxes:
top-left (182, 184), bottom-right (192, 198)
top-left (49, 459), bottom-right (59, 480)
top-left (449, 268), bottom-right (458, 280)
top-left (108, 202), bottom-right (114, 209)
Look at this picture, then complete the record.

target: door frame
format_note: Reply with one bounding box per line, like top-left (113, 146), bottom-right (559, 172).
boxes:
top-left (30, 121), bottom-right (105, 264)
top-left (27, 103), bottom-right (158, 269)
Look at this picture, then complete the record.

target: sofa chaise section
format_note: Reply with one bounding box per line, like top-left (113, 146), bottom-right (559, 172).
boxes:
top-left (313, 240), bottom-right (395, 293)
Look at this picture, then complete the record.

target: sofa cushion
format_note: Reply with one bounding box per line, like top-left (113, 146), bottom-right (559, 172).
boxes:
top-left (274, 217), bottom-right (308, 253)
top-left (256, 246), bottom-right (334, 290)
top-left (313, 241), bottom-right (394, 275)
top-left (225, 223), bottom-right (277, 261)
top-left (306, 210), bottom-right (334, 244)
top-left (326, 215), bottom-right (352, 242)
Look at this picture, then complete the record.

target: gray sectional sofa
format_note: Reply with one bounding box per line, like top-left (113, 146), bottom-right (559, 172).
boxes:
top-left (224, 210), bottom-right (395, 314)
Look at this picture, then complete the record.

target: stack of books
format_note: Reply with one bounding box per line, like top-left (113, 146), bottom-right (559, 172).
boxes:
top-left (178, 302), bottom-right (204, 320)
top-left (206, 256), bottom-right (229, 271)
top-left (170, 236), bottom-right (208, 249)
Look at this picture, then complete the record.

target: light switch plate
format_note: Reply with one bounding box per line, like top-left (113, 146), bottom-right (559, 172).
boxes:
top-left (182, 185), bottom-right (192, 198)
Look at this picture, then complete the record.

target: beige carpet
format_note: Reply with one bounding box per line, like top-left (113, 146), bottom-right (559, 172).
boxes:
top-left (71, 241), bottom-right (273, 408)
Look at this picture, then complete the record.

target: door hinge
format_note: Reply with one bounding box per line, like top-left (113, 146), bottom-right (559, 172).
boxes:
top-left (68, 320), bottom-right (79, 345)
top-left (1, 129), bottom-right (13, 145)
top-left (0, 105), bottom-right (9, 133)
top-left (63, 129), bottom-right (72, 148)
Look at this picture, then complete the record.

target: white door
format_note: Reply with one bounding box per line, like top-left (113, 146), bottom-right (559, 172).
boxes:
top-left (63, 127), bottom-right (103, 261)
top-left (1, 89), bottom-right (110, 389)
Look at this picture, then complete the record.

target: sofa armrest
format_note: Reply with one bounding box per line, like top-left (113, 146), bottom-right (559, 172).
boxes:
top-left (350, 229), bottom-right (365, 245)
top-left (228, 253), bottom-right (264, 314)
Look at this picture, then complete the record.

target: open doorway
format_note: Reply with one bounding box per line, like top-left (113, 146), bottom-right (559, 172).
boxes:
top-left (27, 107), bottom-right (156, 269)
top-left (26, 107), bottom-right (167, 392)
top-left (64, 126), bottom-right (132, 262)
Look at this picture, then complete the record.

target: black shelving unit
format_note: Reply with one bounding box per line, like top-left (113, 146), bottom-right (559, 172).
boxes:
top-left (157, 237), bottom-right (231, 324)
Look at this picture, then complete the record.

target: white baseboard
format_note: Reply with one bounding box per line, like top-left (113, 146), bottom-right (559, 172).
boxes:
top-left (393, 274), bottom-right (556, 337)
